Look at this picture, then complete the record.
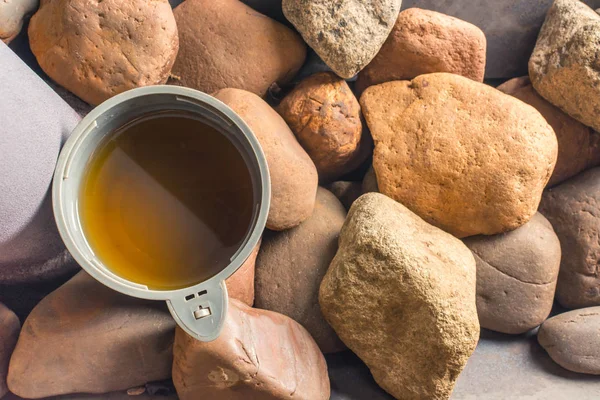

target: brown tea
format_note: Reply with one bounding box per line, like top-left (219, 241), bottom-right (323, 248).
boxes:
top-left (79, 113), bottom-right (255, 290)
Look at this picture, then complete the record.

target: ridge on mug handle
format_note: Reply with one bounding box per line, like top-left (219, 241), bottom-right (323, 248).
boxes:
top-left (52, 86), bottom-right (270, 342)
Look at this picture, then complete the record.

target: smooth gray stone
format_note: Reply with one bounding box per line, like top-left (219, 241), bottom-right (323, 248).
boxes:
top-left (401, 0), bottom-right (600, 78)
top-left (0, 42), bottom-right (81, 284)
top-left (328, 330), bottom-right (600, 399)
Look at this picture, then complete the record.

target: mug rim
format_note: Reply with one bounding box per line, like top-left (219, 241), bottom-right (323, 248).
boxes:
top-left (52, 85), bottom-right (270, 303)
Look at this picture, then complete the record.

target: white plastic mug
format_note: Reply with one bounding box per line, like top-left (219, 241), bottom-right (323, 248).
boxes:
top-left (52, 86), bottom-right (270, 342)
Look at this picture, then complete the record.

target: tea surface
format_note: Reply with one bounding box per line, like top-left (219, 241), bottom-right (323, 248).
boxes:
top-left (80, 114), bottom-right (254, 290)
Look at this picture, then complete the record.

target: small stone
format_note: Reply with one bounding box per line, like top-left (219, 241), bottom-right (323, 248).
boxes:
top-left (538, 307), bottom-right (600, 374)
top-left (0, 0), bottom-right (37, 43)
top-left (0, 303), bottom-right (20, 399)
top-left (360, 73), bottom-right (558, 238)
top-left (325, 181), bottom-right (362, 211)
top-left (277, 72), bottom-right (369, 182)
top-left (539, 168), bottom-right (600, 309)
top-left (464, 212), bottom-right (561, 334)
top-left (171, 0), bottom-right (305, 97)
top-left (126, 386), bottom-right (146, 396)
top-left (172, 299), bottom-right (330, 400)
top-left (224, 239), bottom-right (261, 307)
top-left (282, 0), bottom-right (402, 79)
top-left (356, 8), bottom-right (486, 93)
top-left (28, 0), bottom-right (179, 105)
top-left (255, 188), bottom-right (346, 353)
top-left (361, 165), bottom-right (379, 194)
top-left (7, 272), bottom-right (176, 398)
top-left (497, 77), bottom-right (600, 187)
top-left (529, 0), bottom-right (600, 132)
top-left (214, 88), bottom-right (318, 231)
top-left (320, 193), bottom-right (479, 399)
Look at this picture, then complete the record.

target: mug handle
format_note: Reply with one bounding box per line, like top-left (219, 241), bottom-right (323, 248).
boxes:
top-left (166, 280), bottom-right (228, 342)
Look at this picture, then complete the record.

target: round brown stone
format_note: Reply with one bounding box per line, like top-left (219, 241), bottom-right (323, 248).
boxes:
top-left (0, 303), bottom-right (19, 399)
top-left (277, 72), bottom-right (369, 182)
top-left (171, 0), bottom-right (306, 97)
top-left (360, 73), bottom-right (558, 238)
top-left (28, 0), bottom-right (179, 105)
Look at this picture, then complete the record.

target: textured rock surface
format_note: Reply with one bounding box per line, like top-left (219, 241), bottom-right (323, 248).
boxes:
top-left (0, 304), bottom-right (20, 399)
top-left (282, 0), bottom-right (402, 78)
top-left (0, 42), bottom-right (81, 284)
top-left (0, 0), bottom-right (37, 43)
top-left (529, 0), bottom-right (600, 132)
top-left (539, 168), bottom-right (600, 309)
top-left (7, 272), bottom-right (176, 398)
top-left (173, 299), bottom-right (330, 400)
top-left (361, 73), bottom-right (558, 238)
top-left (402, 0), bottom-right (600, 78)
top-left (277, 72), bottom-right (368, 182)
top-left (28, 0), bottom-right (178, 105)
top-left (464, 213), bottom-right (561, 334)
top-left (320, 193), bottom-right (479, 399)
top-left (224, 240), bottom-right (261, 307)
top-left (255, 188), bottom-right (346, 354)
top-left (538, 307), bottom-right (600, 375)
top-left (326, 181), bottom-right (362, 211)
top-left (356, 8), bottom-right (486, 93)
top-left (498, 77), bottom-right (600, 187)
top-left (172, 0), bottom-right (305, 97)
top-left (214, 88), bottom-right (318, 231)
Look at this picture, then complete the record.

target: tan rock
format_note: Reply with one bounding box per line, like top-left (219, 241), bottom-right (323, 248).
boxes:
top-left (356, 8), bottom-right (486, 93)
top-left (277, 72), bottom-right (369, 182)
top-left (173, 299), bottom-right (330, 400)
top-left (0, 0), bottom-right (37, 43)
top-left (320, 193), bottom-right (479, 399)
top-left (171, 0), bottom-right (306, 97)
top-left (255, 188), bottom-right (346, 353)
top-left (497, 76), bottom-right (600, 186)
top-left (0, 303), bottom-right (19, 399)
top-left (539, 168), bottom-right (600, 309)
top-left (538, 307), bottom-right (600, 375)
top-left (7, 272), bottom-right (176, 398)
top-left (28, 0), bottom-right (179, 106)
top-left (282, 0), bottom-right (402, 79)
top-left (224, 239), bottom-right (261, 307)
top-left (529, 0), bottom-right (600, 132)
top-left (326, 181), bottom-right (362, 211)
top-left (464, 213), bottom-right (561, 334)
top-left (360, 73), bottom-right (558, 238)
top-left (214, 88), bottom-right (318, 231)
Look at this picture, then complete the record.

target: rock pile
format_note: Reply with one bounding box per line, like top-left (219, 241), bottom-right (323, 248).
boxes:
top-left (3, 0), bottom-right (600, 399)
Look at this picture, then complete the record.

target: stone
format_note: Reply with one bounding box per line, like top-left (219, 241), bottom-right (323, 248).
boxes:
top-left (361, 166), bottom-right (379, 194)
top-left (171, 0), bottom-right (306, 98)
top-left (7, 272), bottom-right (176, 398)
top-left (0, 42), bottom-right (81, 285)
top-left (539, 168), bottom-right (600, 309)
top-left (277, 72), bottom-right (369, 182)
top-left (282, 0), bottom-right (402, 79)
top-left (0, 303), bottom-right (19, 399)
top-left (28, 0), bottom-right (179, 106)
top-left (356, 8), bottom-right (486, 93)
top-left (497, 77), bottom-right (600, 187)
top-left (0, 0), bottom-right (37, 43)
top-left (326, 181), bottom-right (362, 211)
top-left (319, 193), bottom-right (479, 399)
top-left (464, 212), bottom-right (561, 334)
top-left (224, 239), bottom-right (261, 307)
top-left (360, 73), bottom-right (558, 238)
top-left (214, 88), bottom-right (318, 231)
top-left (538, 307), bottom-right (600, 374)
top-left (529, 0), bottom-right (600, 132)
top-left (401, 0), bottom-right (600, 78)
top-left (255, 188), bottom-right (346, 353)
top-left (172, 299), bottom-right (330, 400)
